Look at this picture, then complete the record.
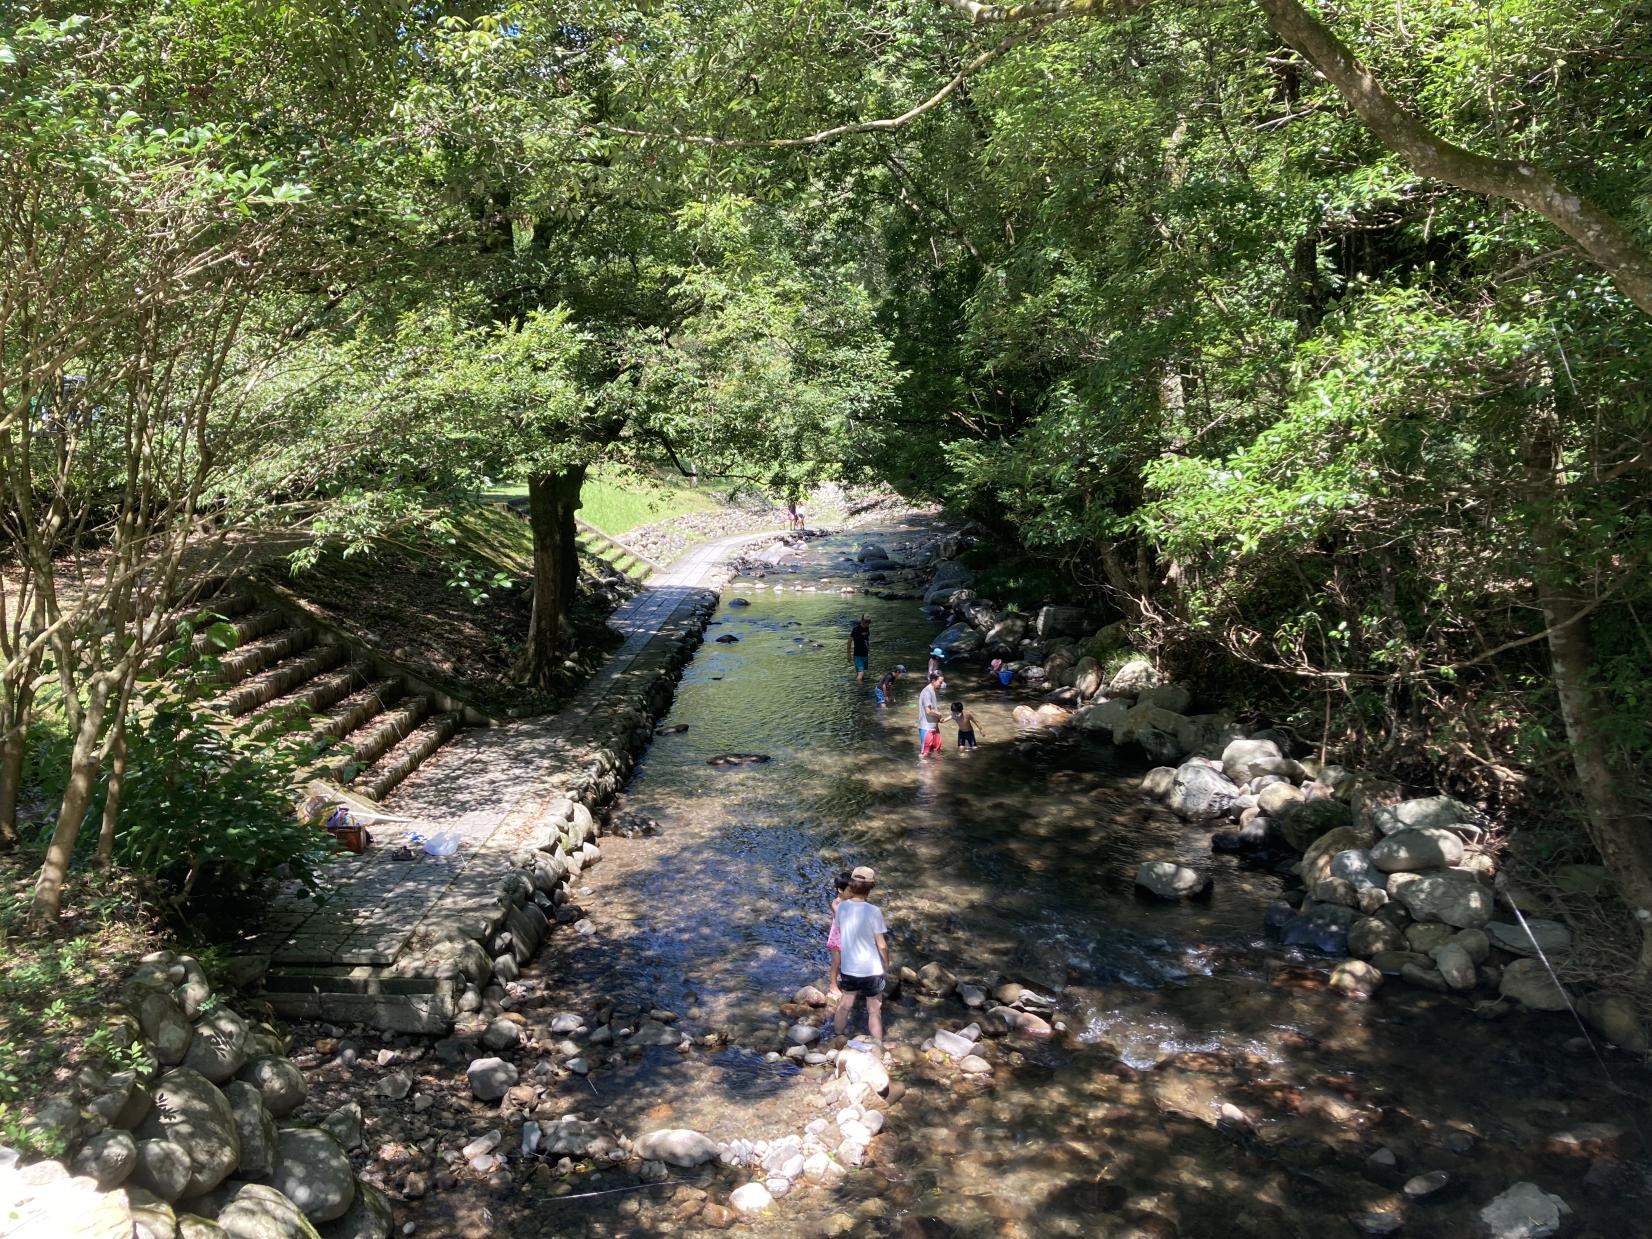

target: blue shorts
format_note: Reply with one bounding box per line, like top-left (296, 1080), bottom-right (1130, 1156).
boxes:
top-left (874, 687), bottom-right (887, 705)
top-left (854, 655), bottom-right (869, 673)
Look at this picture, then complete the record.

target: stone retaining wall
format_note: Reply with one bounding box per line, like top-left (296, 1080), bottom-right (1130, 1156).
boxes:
top-left (2, 949), bottom-right (389, 1239)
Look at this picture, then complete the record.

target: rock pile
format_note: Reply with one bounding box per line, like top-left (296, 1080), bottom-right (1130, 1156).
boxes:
top-left (1, 949), bottom-right (389, 1239)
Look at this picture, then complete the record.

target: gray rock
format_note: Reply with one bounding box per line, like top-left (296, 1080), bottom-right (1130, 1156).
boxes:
top-left (1405, 1170), bottom-right (1451, 1199)
top-left (88, 1069), bottom-right (153, 1130)
top-left (1275, 798), bottom-right (1357, 852)
top-left (180, 1215), bottom-right (232, 1239)
top-left (376, 1071), bottom-right (411, 1101)
top-left (1331, 849), bottom-right (1384, 891)
top-left (1393, 870), bottom-right (1495, 929)
top-left (1221, 737), bottom-right (1283, 784)
top-left (236, 1057), bottom-right (307, 1119)
top-left (1165, 762), bottom-right (1240, 822)
top-left (1107, 658), bottom-right (1162, 697)
top-left (1478, 1182), bottom-right (1569, 1239)
top-left (1035, 605), bottom-right (1087, 639)
top-left (1371, 795), bottom-right (1480, 837)
top-left (1499, 959), bottom-right (1569, 1011)
top-left (174, 956), bottom-right (214, 1020)
top-left (1486, 919), bottom-right (1572, 958)
top-left (268, 1128), bottom-right (355, 1223)
top-left (1329, 959), bottom-right (1383, 997)
top-left (319, 1103), bottom-right (363, 1152)
top-left (1140, 766), bottom-right (1178, 799)
top-left (467, 1057), bottom-right (518, 1102)
top-left (633, 1128), bottom-right (719, 1167)
top-left (72, 1128), bottom-right (138, 1190)
top-left (541, 1117), bottom-right (615, 1158)
top-left (136, 1067), bottom-right (241, 1197)
top-left (923, 560), bottom-right (974, 606)
top-left (931, 1028), bottom-right (975, 1059)
top-left (216, 1182), bottom-right (319, 1239)
top-left (1138, 683), bottom-right (1192, 714)
top-left (1076, 697), bottom-right (1132, 733)
top-left (985, 615), bottom-right (1027, 647)
top-left (133, 987), bottom-right (195, 1066)
top-left (183, 1007), bottom-right (249, 1084)
top-left (932, 621), bottom-right (983, 657)
top-left (223, 1081), bottom-right (280, 1178)
top-left (480, 1018), bottom-right (520, 1050)
top-left (1073, 657), bottom-right (1104, 699)
top-left (316, 1181), bottom-right (391, 1239)
top-left (132, 1138), bottom-right (194, 1202)
top-left (1431, 942), bottom-right (1478, 991)
top-left (1257, 781), bottom-right (1303, 816)
top-left (1348, 917), bottom-right (1406, 959)
top-left (1135, 861), bottom-right (1210, 900)
top-left (1370, 827), bottom-right (1464, 873)
top-left (1282, 903), bottom-right (1359, 954)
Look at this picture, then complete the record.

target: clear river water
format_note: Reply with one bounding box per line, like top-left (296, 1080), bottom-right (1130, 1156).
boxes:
top-left (497, 519), bottom-right (1651, 1238)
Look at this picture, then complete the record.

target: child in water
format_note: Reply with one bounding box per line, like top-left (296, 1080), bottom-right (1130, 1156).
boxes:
top-left (874, 664), bottom-right (906, 706)
top-left (988, 658), bottom-right (1014, 688)
top-left (825, 870), bottom-right (851, 998)
top-left (951, 701), bottom-right (985, 751)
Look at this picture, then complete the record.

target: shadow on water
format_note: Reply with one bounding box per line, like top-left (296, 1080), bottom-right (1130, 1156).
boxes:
top-left (516, 523), bottom-right (1652, 1238)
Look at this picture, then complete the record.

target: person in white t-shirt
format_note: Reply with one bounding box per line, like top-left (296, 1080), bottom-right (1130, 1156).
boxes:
top-left (827, 865), bottom-right (890, 1044)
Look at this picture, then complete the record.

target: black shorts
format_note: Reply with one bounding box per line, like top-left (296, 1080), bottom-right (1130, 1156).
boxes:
top-left (838, 973), bottom-right (886, 997)
top-left (957, 730), bottom-right (976, 749)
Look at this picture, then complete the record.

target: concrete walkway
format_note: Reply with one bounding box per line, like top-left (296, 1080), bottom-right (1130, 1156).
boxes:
top-left (244, 531), bottom-right (779, 974)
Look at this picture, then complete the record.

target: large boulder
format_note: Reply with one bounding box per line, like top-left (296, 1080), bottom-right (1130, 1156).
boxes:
top-left (1348, 917), bottom-right (1407, 959)
top-left (1076, 698), bottom-right (1131, 733)
top-left (1485, 919), bottom-right (1572, 958)
top-left (1164, 763), bottom-right (1240, 822)
top-left (136, 1067), bottom-right (241, 1197)
top-left (633, 1129), bottom-right (720, 1168)
top-left (131, 986), bottom-right (195, 1067)
top-left (1137, 683), bottom-right (1192, 714)
top-left (1301, 827), bottom-right (1375, 886)
top-left (1498, 959), bottom-right (1568, 1011)
top-left (1330, 848), bottom-right (1384, 891)
top-left (1107, 658), bottom-right (1161, 697)
top-left (1141, 767), bottom-right (1178, 799)
top-left (1275, 798), bottom-right (1357, 853)
top-left (1035, 605), bottom-right (1087, 639)
top-left (223, 1081), bottom-right (280, 1179)
top-left (183, 1007), bottom-right (250, 1085)
top-left (1370, 794), bottom-right (1480, 837)
top-left (1220, 737), bottom-right (1282, 784)
top-left (1135, 862), bottom-right (1210, 900)
top-left (1113, 702), bottom-right (1187, 747)
top-left (1073, 657), bottom-right (1104, 699)
top-left (984, 615), bottom-right (1027, 648)
top-left (215, 1183), bottom-right (322, 1239)
top-left (1370, 827), bottom-right (1465, 873)
top-left (1281, 903), bottom-right (1359, 955)
top-left (923, 560), bottom-right (975, 605)
top-left (961, 600), bottom-right (999, 631)
top-left (466, 1057), bottom-right (517, 1102)
top-left (268, 1129), bottom-right (355, 1224)
top-left (932, 622), bottom-right (983, 657)
top-left (1175, 714), bottom-right (1241, 758)
top-left (316, 1181), bottom-right (391, 1239)
top-left (72, 1129), bottom-right (139, 1191)
top-left (1391, 871), bottom-right (1494, 929)
top-left (237, 1057), bottom-right (307, 1119)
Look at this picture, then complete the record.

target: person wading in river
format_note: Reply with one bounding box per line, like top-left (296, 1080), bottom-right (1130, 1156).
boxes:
top-left (918, 670), bottom-right (946, 757)
top-left (828, 865), bottom-right (889, 1045)
top-left (848, 615), bottom-right (871, 683)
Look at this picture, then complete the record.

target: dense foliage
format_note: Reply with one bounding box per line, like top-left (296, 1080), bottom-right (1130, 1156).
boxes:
top-left (4, 1), bottom-right (1651, 979)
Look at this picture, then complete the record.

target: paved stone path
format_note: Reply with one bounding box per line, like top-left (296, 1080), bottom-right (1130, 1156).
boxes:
top-left (244, 532), bottom-right (779, 972)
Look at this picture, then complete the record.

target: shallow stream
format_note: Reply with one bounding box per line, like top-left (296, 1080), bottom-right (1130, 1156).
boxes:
top-left (513, 520), bottom-right (1652, 1237)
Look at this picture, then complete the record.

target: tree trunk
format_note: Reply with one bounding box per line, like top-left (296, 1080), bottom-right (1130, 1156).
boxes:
top-left (30, 675), bottom-right (111, 925)
top-left (524, 466), bottom-right (586, 690)
top-left (96, 715), bottom-right (129, 870)
top-left (1525, 419), bottom-right (1652, 974)
top-left (0, 722), bottom-right (24, 850)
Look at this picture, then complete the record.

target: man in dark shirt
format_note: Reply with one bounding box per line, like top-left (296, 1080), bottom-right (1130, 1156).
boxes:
top-left (848, 616), bottom-right (871, 683)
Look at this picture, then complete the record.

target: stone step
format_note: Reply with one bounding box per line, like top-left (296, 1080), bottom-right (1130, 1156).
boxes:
top-left (357, 711), bottom-right (463, 801)
top-left (333, 696), bottom-right (430, 784)
top-left (249, 657), bottom-right (379, 736)
top-left (315, 678), bottom-right (405, 742)
top-left (215, 625), bottom-right (314, 686)
top-left (212, 643), bottom-right (351, 719)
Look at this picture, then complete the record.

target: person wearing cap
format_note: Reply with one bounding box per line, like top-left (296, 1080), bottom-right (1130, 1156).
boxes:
top-left (874, 664), bottom-right (906, 707)
top-left (989, 657), bottom-right (1014, 688)
top-left (828, 865), bottom-right (890, 1044)
top-left (927, 646), bottom-right (945, 678)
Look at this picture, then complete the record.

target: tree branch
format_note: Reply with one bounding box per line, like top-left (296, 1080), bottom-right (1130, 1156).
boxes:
top-left (597, 29), bottom-right (1044, 149)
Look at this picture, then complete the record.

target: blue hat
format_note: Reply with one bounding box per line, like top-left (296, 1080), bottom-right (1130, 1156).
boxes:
top-left (930, 647), bottom-right (945, 659)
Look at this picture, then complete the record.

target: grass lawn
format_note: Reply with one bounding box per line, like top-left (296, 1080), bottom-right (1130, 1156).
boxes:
top-left (478, 466), bottom-right (725, 539)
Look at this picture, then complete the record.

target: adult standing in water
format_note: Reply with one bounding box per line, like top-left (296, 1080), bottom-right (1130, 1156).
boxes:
top-left (917, 669), bottom-right (946, 757)
top-left (848, 614), bottom-right (871, 683)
